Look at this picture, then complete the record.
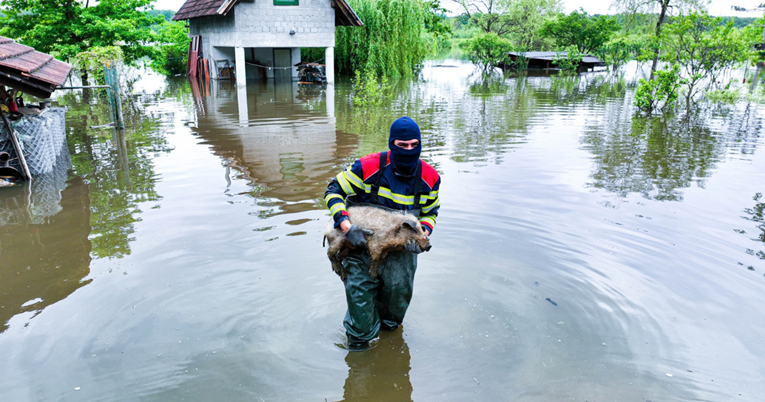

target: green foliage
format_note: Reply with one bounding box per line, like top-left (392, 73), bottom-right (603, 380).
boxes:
top-left (149, 21), bottom-right (191, 76)
top-left (661, 12), bottom-right (751, 110)
top-left (705, 88), bottom-right (741, 104)
top-left (0, 0), bottom-right (162, 66)
top-left (552, 46), bottom-right (582, 73)
top-left (634, 64), bottom-right (683, 113)
top-left (72, 46), bottom-right (124, 85)
top-left (463, 32), bottom-right (514, 73)
top-left (301, 48), bottom-right (327, 63)
top-left (742, 15), bottom-right (765, 63)
top-left (456, 0), bottom-right (562, 50)
top-left (336, 0), bottom-right (429, 78)
top-left (423, 0), bottom-right (452, 39)
top-left (148, 9), bottom-right (175, 21)
top-left (539, 8), bottom-right (620, 54)
top-left (596, 35), bottom-right (645, 71)
top-left (352, 69), bottom-right (392, 107)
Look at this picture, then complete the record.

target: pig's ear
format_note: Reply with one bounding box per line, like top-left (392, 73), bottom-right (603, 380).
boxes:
top-left (402, 220), bottom-right (417, 231)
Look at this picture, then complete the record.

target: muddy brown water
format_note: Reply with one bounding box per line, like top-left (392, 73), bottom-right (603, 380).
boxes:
top-left (1, 61), bottom-right (764, 401)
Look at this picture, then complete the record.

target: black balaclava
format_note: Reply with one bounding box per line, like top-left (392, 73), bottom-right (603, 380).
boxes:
top-left (388, 116), bottom-right (422, 177)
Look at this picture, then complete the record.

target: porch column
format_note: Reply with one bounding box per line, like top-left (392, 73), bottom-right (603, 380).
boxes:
top-left (235, 46), bottom-right (246, 86)
top-left (325, 46), bottom-right (334, 84)
top-left (237, 83), bottom-right (248, 127)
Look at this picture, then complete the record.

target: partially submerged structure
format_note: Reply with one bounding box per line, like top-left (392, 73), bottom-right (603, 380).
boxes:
top-left (0, 36), bottom-right (72, 183)
top-left (501, 51), bottom-right (606, 71)
top-left (172, 0), bottom-right (363, 83)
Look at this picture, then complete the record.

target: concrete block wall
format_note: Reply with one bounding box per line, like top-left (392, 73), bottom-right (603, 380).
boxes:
top-left (189, 0), bottom-right (336, 49)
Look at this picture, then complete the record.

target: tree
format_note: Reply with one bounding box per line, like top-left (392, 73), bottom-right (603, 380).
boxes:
top-left (0, 0), bottom-right (162, 82)
top-left (150, 21), bottom-right (191, 76)
top-left (335, 0), bottom-right (430, 78)
top-left (661, 12), bottom-right (750, 111)
top-left (463, 32), bottom-right (514, 73)
top-left (610, 0), bottom-right (709, 77)
top-left (539, 8), bottom-right (620, 54)
top-left (455, 0), bottom-right (561, 49)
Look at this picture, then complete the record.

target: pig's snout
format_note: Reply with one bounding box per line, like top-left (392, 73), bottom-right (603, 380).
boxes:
top-left (424, 244), bottom-right (432, 252)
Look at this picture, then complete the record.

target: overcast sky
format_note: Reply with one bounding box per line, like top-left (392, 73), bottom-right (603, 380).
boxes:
top-left (154, 0), bottom-right (764, 18)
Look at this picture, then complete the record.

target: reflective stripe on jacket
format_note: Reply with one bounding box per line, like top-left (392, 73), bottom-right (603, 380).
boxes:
top-left (324, 152), bottom-right (441, 233)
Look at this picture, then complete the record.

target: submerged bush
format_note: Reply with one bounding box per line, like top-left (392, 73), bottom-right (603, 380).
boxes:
top-left (352, 69), bottom-right (392, 107)
top-left (634, 64), bottom-right (684, 114)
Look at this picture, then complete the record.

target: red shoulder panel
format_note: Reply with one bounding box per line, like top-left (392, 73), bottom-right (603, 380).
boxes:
top-left (421, 160), bottom-right (439, 189)
top-left (359, 152), bottom-right (390, 181)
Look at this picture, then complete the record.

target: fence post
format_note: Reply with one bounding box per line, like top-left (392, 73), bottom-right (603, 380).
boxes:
top-left (103, 62), bottom-right (125, 129)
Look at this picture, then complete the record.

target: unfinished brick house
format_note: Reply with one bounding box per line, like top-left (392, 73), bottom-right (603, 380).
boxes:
top-left (172, 0), bottom-right (362, 83)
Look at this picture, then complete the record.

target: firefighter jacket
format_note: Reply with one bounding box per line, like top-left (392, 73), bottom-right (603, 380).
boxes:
top-left (324, 152), bottom-right (441, 234)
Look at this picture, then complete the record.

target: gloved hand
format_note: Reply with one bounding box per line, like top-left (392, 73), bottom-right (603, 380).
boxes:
top-left (405, 239), bottom-right (424, 254)
top-left (345, 224), bottom-right (368, 248)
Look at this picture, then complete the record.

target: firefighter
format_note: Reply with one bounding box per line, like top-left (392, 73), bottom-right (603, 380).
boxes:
top-left (325, 116), bottom-right (441, 349)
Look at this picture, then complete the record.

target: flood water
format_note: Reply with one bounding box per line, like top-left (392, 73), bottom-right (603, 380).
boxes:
top-left (1, 60), bottom-right (764, 401)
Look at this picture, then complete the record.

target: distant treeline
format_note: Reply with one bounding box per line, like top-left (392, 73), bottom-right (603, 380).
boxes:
top-left (149, 10), bottom-right (176, 21)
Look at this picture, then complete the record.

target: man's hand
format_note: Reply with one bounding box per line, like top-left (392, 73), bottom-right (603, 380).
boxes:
top-left (405, 239), bottom-right (424, 254)
top-left (340, 219), bottom-right (352, 234)
top-left (344, 224), bottom-right (368, 248)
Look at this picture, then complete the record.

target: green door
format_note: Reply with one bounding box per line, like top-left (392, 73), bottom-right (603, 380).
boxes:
top-left (274, 49), bottom-right (292, 80)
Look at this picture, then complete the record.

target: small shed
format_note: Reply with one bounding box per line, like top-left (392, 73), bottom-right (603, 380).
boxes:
top-left (503, 51), bottom-right (606, 71)
top-left (0, 36), bottom-right (72, 183)
top-left (172, 0), bottom-right (363, 84)
top-left (0, 36), bottom-right (73, 99)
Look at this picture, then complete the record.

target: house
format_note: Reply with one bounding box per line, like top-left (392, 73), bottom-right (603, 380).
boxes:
top-left (171, 0), bottom-right (363, 84)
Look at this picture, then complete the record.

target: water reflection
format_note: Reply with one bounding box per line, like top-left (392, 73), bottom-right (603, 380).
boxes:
top-left (739, 193), bottom-right (765, 270)
top-left (339, 331), bottom-right (412, 402)
top-left (583, 111), bottom-right (722, 201)
top-left (63, 91), bottom-right (168, 258)
top-left (0, 177), bottom-right (91, 333)
top-left (189, 79), bottom-right (357, 217)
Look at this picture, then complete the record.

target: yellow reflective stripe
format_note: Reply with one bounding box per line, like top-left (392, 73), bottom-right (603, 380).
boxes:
top-left (378, 187), bottom-right (415, 205)
top-left (325, 193), bottom-right (344, 204)
top-left (420, 215), bottom-right (436, 227)
top-left (423, 199), bottom-right (440, 213)
top-left (337, 173), bottom-right (355, 195)
top-left (329, 202), bottom-right (347, 215)
top-left (342, 170), bottom-right (370, 193)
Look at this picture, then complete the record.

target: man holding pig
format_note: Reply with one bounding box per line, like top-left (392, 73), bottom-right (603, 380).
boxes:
top-left (325, 116), bottom-right (441, 350)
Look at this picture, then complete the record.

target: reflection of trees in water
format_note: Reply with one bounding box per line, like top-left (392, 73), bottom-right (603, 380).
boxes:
top-left (583, 110), bottom-right (724, 201)
top-left (60, 90), bottom-right (169, 258)
top-left (741, 193), bottom-right (765, 266)
top-left (0, 178), bottom-right (92, 333)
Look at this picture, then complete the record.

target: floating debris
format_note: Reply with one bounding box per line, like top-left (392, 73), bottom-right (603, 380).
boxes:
top-left (666, 373), bottom-right (673, 377)
top-left (545, 298), bottom-right (557, 306)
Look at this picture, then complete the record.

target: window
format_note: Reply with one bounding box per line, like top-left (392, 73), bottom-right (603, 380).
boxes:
top-left (274, 0), bottom-right (298, 5)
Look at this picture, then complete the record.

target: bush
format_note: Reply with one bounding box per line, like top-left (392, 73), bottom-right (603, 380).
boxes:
top-left (463, 32), bottom-right (514, 73)
top-left (552, 47), bottom-right (582, 73)
top-left (634, 64), bottom-right (684, 113)
top-left (150, 21), bottom-right (191, 76)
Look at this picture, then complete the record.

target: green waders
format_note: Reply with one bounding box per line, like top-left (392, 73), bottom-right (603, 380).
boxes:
top-left (342, 247), bottom-right (418, 346)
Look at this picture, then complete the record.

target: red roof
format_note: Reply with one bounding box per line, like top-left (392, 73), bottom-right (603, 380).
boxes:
top-left (172, 0), bottom-right (363, 27)
top-left (0, 36), bottom-right (73, 98)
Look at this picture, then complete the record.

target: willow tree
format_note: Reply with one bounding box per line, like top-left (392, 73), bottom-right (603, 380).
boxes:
top-left (335, 0), bottom-right (429, 78)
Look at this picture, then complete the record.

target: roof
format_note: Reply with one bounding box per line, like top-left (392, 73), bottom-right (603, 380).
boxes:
top-left (0, 36), bottom-right (73, 98)
top-left (508, 51), bottom-right (603, 65)
top-left (172, 0), bottom-right (363, 27)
